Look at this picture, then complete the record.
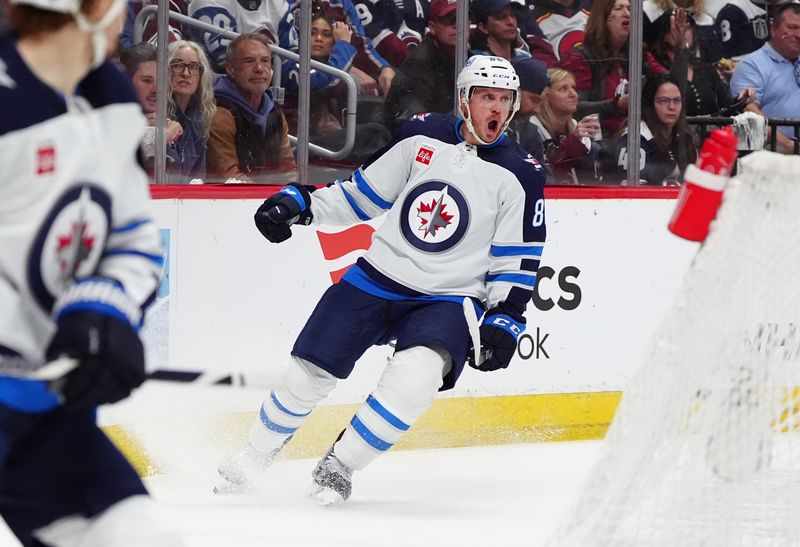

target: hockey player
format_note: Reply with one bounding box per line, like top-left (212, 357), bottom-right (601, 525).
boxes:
top-left (0, 0), bottom-right (180, 545)
top-left (217, 55), bottom-right (546, 505)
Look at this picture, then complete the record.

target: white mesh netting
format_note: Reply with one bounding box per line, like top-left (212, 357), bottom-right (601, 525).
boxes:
top-left (548, 151), bottom-right (800, 547)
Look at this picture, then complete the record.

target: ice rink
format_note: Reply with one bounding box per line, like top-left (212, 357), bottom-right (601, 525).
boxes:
top-left (0, 438), bottom-right (602, 546)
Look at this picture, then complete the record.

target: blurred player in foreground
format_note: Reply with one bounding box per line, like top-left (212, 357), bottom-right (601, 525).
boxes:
top-left (217, 55), bottom-right (547, 505)
top-left (0, 0), bottom-right (181, 544)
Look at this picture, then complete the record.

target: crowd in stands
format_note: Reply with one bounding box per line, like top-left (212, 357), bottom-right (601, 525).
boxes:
top-left (46, 0), bottom-right (800, 184)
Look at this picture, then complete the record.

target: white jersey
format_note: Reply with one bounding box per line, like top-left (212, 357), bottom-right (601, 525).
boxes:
top-left (310, 113), bottom-right (547, 314)
top-left (187, 0), bottom-right (298, 68)
top-left (0, 35), bottom-right (162, 376)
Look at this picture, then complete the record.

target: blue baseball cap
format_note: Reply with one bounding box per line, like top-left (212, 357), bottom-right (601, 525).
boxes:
top-left (471, 0), bottom-right (514, 19)
top-left (512, 57), bottom-right (548, 95)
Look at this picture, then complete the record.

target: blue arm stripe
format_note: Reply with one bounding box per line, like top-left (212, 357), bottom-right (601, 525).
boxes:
top-left (490, 245), bottom-right (543, 258)
top-left (350, 415), bottom-right (392, 451)
top-left (336, 181), bottom-right (371, 221)
top-left (366, 395), bottom-right (409, 431)
top-left (485, 273), bottom-right (537, 287)
top-left (103, 249), bottom-right (165, 266)
top-left (259, 406), bottom-right (298, 435)
top-left (354, 169), bottom-right (393, 210)
top-left (270, 391), bottom-right (310, 418)
top-left (112, 219), bottom-right (152, 234)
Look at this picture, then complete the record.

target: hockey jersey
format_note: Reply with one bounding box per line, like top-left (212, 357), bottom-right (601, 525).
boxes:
top-left (187, 0), bottom-right (298, 69)
top-left (705, 0), bottom-right (769, 60)
top-left (309, 113), bottom-right (547, 315)
top-left (0, 36), bottom-right (162, 391)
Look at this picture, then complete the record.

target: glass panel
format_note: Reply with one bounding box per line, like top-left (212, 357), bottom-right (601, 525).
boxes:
top-left (118, 0), bottom-right (800, 188)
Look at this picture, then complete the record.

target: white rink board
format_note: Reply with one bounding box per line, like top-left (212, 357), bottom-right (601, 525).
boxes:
top-left (145, 197), bottom-right (696, 403)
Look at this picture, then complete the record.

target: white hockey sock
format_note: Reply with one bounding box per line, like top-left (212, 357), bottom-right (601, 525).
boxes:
top-left (249, 356), bottom-right (337, 454)
top-left (333, 346), bottom-right (451, 471)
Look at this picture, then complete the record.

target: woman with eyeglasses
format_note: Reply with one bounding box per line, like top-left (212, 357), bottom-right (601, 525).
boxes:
top-left (166, 40), bottom-right (216, 183)
top-left (600, 73), bottom-right (697, 185)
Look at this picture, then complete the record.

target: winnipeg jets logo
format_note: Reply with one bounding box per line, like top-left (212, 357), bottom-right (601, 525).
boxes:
top-left (56, 221), bottom-right (95, 277)
top-left (400, 181), bottom-right (469, 252)
top-left (28, 185), bottom-right (111, 312)
top-left (417, 186), bottom-right (454, 238)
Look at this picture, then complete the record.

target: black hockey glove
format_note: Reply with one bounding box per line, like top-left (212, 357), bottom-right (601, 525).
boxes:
top-left (468, 306), bottom-right (526, 372)
top-left (44, 280), bottom-right (146, 409)
top-left (254, 183), bottom-right (315, 243)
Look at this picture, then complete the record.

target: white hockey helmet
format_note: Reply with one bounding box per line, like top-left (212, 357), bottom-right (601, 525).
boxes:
top-left (457, 55), bottom-right (521, 145)
top-left (9, 0), bottom-right (125, 69)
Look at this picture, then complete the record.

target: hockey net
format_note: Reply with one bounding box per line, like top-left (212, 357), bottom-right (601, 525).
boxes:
top-left (548, 151), bottom-right (800, 546)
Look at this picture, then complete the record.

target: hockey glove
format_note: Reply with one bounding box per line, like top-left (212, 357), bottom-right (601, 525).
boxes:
top-left (468, 306), bottom-right (525, 372)
top-left (254, 183), bottom-right (315, 243)
top-left (44, 279), bottom-right (146, 409)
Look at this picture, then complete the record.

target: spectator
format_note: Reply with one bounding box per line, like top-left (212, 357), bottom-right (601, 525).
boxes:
top-left (601, 73), bottom-right (697, 185)
top-left (731, 2), bottom-right (800, 154)
top-left (290, 0), bottom-right (396, 96)
top-left (705, 0), bottom-right (770, 63)
top-left (118, 43), bottom-right (183, 175)
top-left (559, 0), bottom-right (668, 138)
top-left (507, 56), bottom-right (549, 166)
top-left (208, 33), bottom-right (296, 182)
top-left (510, 1), bottom-right (561, 67)
top-left (650, 10), bottom-right (754, 117)
top-left (531, 68), bottom-right (601, 184)
top-left (353, 0), bottom-right (417, 67)
top-left (120, 0), bottom-right (185, 49)
top-left (282, 12), bottom-right (391, 163)
top-left (643, 0), bottom-right (720, 64)
top-left (469, 0), bottom-right (531, 62)
top-left (187, 0), bottom-right (297, 71)
top-left (518, 0), bottom-right (591, 61)
top-left (385, 0), bottom-right (457, 128)
top-left (166, 40), bottom-right (216, 183)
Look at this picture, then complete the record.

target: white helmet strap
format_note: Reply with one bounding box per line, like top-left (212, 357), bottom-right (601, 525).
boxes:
top-left (73, 0), bottom-right (125, 69)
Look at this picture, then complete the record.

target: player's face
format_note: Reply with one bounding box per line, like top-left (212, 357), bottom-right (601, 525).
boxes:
top-left (479, 6), bottom-right (519, 43)
top-left (546, 74), bottom-right (578, 115)
top-left (466, 86), bottom-right (514, 143)
top-left (311, 18), bottom-right (334, 60)
top-left (772, 10), bottom-right (800, 60)
top-left (653, 82), bottom-right (682, 130)
top-left (170, 46), bottom-right (202, 103)
top-left (226, 40), bottom-right (272, 102)
top-left (132, 61), bottom-right (158, 114)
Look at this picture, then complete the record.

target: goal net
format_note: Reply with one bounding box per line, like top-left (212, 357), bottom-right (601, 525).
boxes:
top-left (548, 151), bottom-right (800, 546)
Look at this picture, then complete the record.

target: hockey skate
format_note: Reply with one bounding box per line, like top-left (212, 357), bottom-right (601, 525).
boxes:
top-left (214, 437), bottom-right (290, 494)
top-left (309, 447), bottom-right (353, 506)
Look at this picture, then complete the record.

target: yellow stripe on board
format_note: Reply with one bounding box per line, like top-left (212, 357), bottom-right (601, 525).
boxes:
top-left (102, 391), bottom-right (622, 477)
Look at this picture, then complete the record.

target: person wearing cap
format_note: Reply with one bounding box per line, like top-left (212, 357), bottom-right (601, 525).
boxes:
top-left (217, 55), bottom-right (546, 507)
top-left (507, 56), bottom-right (548, 166)
top-left (469, 0), bottom-right (531, 62)
top-left (0, 0), bottom-right (182, 546)
top-left (385, 0), bottom-right (458, 128)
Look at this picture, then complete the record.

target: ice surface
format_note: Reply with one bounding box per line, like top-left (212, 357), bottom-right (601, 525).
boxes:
top-left (0, 441), bottom-right (601, 547)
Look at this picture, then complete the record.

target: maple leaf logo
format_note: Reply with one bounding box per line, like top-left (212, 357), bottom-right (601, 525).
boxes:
top-left (56, 221), bottom-right (95, 276)
top-left (416, 187), bottom-right (454, 239)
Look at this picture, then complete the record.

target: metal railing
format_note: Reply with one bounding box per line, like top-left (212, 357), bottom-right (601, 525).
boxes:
top-left (133, 5), bottom-right (359, 181)
top-left (687, 116), bottom-right (800, 155)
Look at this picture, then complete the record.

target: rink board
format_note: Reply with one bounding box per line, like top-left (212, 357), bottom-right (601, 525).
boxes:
top-left (106, 186), bottom-right (690, 476)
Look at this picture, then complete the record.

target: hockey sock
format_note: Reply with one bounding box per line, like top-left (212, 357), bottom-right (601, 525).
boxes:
top-left (249, 356), bottom-right (337, 454)
top-left (333, 345), bottom-right (451, 471)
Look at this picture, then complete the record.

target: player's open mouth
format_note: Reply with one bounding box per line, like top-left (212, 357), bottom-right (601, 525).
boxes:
top-left (488, 120), bottom-right (499, 132)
